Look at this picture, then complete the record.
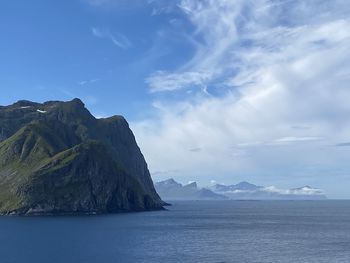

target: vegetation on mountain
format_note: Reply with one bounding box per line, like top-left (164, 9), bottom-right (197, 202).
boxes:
top-left (0, 99), bottom-right (164, 215)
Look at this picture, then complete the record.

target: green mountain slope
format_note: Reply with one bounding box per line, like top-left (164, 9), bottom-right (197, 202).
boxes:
top-left (0, 99), bottom-right (164, 215)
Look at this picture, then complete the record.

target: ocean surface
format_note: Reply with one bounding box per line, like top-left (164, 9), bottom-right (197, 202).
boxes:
top-left (0, 201), bottom-right (349, 263)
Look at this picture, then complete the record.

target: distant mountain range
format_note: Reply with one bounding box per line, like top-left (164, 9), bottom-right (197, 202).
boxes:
top-left (155, 179), bottom-right (327, 200)
top-left (154, 179), bottom-right (228, 200)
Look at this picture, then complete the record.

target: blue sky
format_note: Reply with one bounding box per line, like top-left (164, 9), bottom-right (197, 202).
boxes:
top-left (1, 0), bottom-right (350, 198)
top-left (0, 0), bottom-right (190, 118)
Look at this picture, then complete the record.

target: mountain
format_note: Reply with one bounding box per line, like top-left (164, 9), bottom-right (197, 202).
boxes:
top-left (208, 182), bottom-right (327, 200)
top-left (0, 99), bottom-right (164, 215)
top-left (154, 179), bottom-right (228, 200)
top-left (155, 179), bottom-right (327, 200)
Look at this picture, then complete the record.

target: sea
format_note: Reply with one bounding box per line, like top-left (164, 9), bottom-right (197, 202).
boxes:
top-left (0, 200), bottom-right (349, 263)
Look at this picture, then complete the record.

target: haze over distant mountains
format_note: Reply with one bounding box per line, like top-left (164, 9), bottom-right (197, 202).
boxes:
top-left (154, 179), bottom-right (228, 201)
top-left (155, 179), bottom-right (327, 200)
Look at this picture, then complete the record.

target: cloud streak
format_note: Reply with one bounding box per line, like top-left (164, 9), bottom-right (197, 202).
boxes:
top-left (146, 71), bottom-right (213, 92)
top-left (92, 27), bottom-right (131, 49)
top-left (335, 142), bottom-right (350, 147)
top-left (78, 78), bottom-right (99, 86)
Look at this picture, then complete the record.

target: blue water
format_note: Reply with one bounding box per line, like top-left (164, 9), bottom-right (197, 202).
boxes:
top-left (0, 201), bottom-right (349, 263)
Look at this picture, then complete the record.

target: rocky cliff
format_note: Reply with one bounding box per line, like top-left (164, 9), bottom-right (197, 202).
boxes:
top-left (0, 98), bottom-right (164, 215)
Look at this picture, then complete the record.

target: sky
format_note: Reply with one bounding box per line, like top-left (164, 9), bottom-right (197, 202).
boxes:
top-left (1, 0), bottom-right (350, 198)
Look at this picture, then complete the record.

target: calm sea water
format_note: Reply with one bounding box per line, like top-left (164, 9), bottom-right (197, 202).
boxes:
top-left (0, 201), bottom-right (349, 263)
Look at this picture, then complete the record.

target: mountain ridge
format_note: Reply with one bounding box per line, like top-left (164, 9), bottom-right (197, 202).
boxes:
top-left (154, 178), bottom-right (228, 200)
top-left (0, 98), bottom-right (164, 215)
top-left (156, 179), bottom-right (327, 200)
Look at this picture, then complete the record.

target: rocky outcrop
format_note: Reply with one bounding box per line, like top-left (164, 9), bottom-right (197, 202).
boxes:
top-left (0, 99), bottom-right (164, 215)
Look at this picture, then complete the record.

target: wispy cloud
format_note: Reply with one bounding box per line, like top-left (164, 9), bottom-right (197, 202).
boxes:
top-left (91, 27), bottom-right (131, 49)
top-left (78, 78), bottom-right (99, 86)
top-left (263, 185), bottom-right (324, 196)
top-left (151, 169), bottom-right (181, 176)
top-left (236, 137), bottom-right (324, 147)
top-left (291, 125), bottom-right (312, 130)
top-left (146, 71), bottom-right (212, 92)
top-left (272, 137), bottom-right (323, 144)
top-left (133, 0), bottom-right (350, 188)
top-left (146, 0), bottom-right (241, 92)
top-left (189, 147), bottom-right (202, 152)
top-left (335, 142), bottom-right (350, 147)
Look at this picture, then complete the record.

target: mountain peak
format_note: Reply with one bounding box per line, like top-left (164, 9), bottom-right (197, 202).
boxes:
top-left (184, 181), bottom-right (197, 188)
top-left (155, 178), bottom-right (227, 200)
top-left (163, 178), bottom-right (179, 185)
top-left (234, 181), bottom-right (261, 190)
top-left (70, 98), bottom-right (85, 107)
top-left (13, 100), bottom-right (39, 107)
top-left (155, 178), bottom-right (183, 189)
top-left (0, 99), bottom-right (164, 215)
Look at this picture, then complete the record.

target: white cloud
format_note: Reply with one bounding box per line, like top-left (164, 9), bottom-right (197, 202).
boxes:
top-left (131, 0), bottom-right (350, 197)
top-left (78, 78), bottom-right (99, 86)
top-left (92, 27), bottom-right (131, 49)
top-left (146, 0), bottom-right (242, 92)
top-left (263, 185), bottom-right (324, 196)
top-left (271, 137), bottom-right (323, 144)
top-left (146, 71), bottom-right (213, 92)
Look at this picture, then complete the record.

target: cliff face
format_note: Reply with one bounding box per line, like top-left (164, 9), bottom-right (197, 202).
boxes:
top-left (0, 99), bottom-right (164, 215)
